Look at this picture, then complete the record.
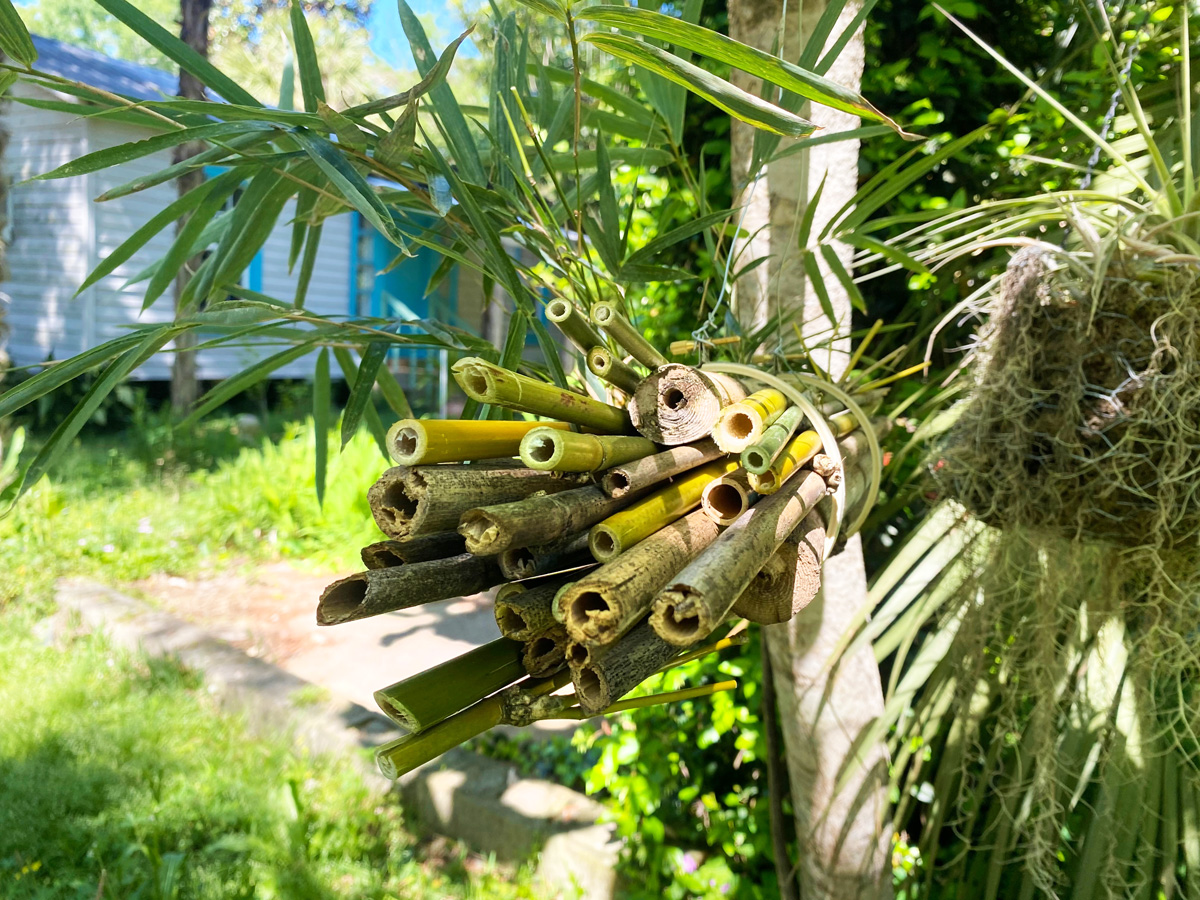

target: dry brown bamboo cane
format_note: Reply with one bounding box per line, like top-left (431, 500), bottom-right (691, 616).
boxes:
top-left (627, 363), bottom-right (747, 445)
top-left (650, 470), bottom-right (831, 646)
top-left (367, 464), bottom-right (582, 541)
top-left (495, 576), bottom-right (572, 641)
top-left (560, 507), bottom-right (722, 646)
top-left (458, 485), bottom-right (639, 555)
top-left (361, 533), bottom-right (467, 569)
top-left (523, 625), bottom-right (570, 677)
top-left (452, 357), bottom-right (632, 433)
top-left (700, 469), bottom-right (756, 526)
top-left (546, 298), bottom-right (606, 356)
top-left (317, 554), bottom-right (504, 625)
top-left (385, 418), bottom-right (571, 466)
top-left (586, 347), bottom-right (642, 395)
top-left (361, 540), bottom-right (407, 569)
top-left (729, 512), bottom-right (819, 625)
top-left (599, 438), bottom-right (723, 498)
top-left (572, 620), bottom-right (683, 714)
top-left (591, 302), bottom-right (669, 369)
top-left (519, 428), bottom-right (657, 473)
top-left (498, 532), bottom-right (591, 580)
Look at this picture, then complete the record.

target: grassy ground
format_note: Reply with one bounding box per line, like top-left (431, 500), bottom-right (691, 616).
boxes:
top-left (0, 416), bottom-right (543, 899)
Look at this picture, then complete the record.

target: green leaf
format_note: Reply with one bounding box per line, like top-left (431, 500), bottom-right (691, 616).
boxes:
top-left (624, 208), bottom-right (735, 267)
top-left (340, 341), bottom-right (389, 449)
top-left (345, 27), bottom-right (474, 119)
top-left (815, 0), bottom-right (880, 76)
top-left (513, 0), bottom-right (566, 20)
top-left (802, 251), bottom-right (837, 326)
top-left (92, 0), bottom-right (261, 107)
top-left (278, 56), bottom-right (295, 110)
top-left (291, 129), bottom-right (408, 247)
top-left (0, 0), bottom-right (37, 67)
top-left (797, 173), bottom-right (827, 250)
top-left (313, 347), bottom-right (330, 506)
top-left (582, 34), bottom-right (818, 138)
top-left (288, 0), bottom-right (324, 112)
top-left (318, 101), bottom-right (368, 149)
top-left (96, 132), bottom-right (273, 201)
top-left (182, 342), bottom-right (317, 428)
top-left (376, 365), bottom-right (414, 419)
top-left (376, 97), bottom-right (419, 170)
top-left (294, 223), bottom-right (323, 308)
top-left (333, 348), bottom-right (390, 458)
top-left (0, 332), bottom-right (147, 420)
top-left (844, 232), bottom-right (932, 276)
top-left (820, 244), bottom-right (866, 314)
top-left (767, 124), bottom-right (894, 161)
top-left (0, 70), bottom-right (18, 95)
top-left (579, 5), bottom-right (916, 138)
top-left (545, 147), bottom-right (673, 171)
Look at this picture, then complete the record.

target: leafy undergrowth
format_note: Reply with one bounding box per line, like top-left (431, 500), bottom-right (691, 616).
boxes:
top-left (0, 608), bottom-right (541, 899)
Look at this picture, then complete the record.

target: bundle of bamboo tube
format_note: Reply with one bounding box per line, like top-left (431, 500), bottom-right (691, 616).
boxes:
top-left (315, 303), bottom-right (888, 781)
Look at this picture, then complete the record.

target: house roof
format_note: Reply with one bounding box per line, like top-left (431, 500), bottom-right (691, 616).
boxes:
top-left (30, 34), bottom-right (179, 102)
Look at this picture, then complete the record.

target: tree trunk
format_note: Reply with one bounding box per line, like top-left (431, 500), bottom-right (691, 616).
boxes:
top-left (170, 0), bottom-right (212, 413)
top-left (728, 2), bottom-right (892, 897)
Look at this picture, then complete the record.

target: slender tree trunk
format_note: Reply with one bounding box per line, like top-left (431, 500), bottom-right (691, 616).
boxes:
top-left (728, 2), bottom-right (892, 897)
top-left (170, 0), bottom-right (212, 413)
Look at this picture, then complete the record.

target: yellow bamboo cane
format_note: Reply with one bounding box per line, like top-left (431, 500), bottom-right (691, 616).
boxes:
top-left (386, 418), bottom-right (571, 465)
top-left (519, 427), bottom-right (657, 472)
top-left (711, 388), bottom-right (789, 453)
top-left (748, 411), bottom-right (856, 495)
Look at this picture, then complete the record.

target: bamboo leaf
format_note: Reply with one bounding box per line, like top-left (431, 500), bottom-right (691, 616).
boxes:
top-left (333, 348), bottom-right (390, 457)
top-left (96, 133), bottom-right (272, 201)
top-left (294, 222), bottom-right (322, 308)
top-left (768, 124), bottom-right (893, 161)
top-left (376, 365), bottom-right (414, 419)
top-left (820, 244), bottom-right (867, 314)
top-left (340, 341), bottom-right (389, 449)
top-left (845, 231), bottom-right (932, 275)
top-left (92, 0), bottom-right (261, 106)
top-left (802, 251), bottom-right (837, 326)
top-left (182, 342), bottom-right (317, 428)
top-left (815, 0), bottom-right (880, 76)
top-left (0, 332), bottom-right (147, 419)
top-left (318, 101), bottom-right (368, 149)
top-left (623, 208), bottom-right (735, 266)
top-left (376, 97), bottom-right (419, 170)
top-left (313, 348), bottom-right (330, 505)
top-left (288, 0), bottom-right (325, 112)
top-left (345, 27), bottom-right (474, 118)
top-left (797, 174), bottom-right (828, 251)
top-left (0, 0), bottom-right (37, 67)
top-left (579, 5), bottom-right (915, 137)
top-left (582, 33), bottom-right (817, 138)
top-left (513, 0), bottom-right (566, 20)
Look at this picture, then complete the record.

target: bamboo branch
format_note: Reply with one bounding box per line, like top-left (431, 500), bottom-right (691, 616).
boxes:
top-left (600, 438), bottom-right (723, 498)
top-left (627, 363), bottom-right (747, 445)
top-left (368, 464), bottom-right (581, 541)
top-left (498, 531), bottom-right (591, 580)
top-left (591, 301), bottom-right (669, 369)
top-left (361, 533), bottom-right (467, 569)
top-left (711, 389), bottom-right (788, 453)
top-left (546, 298), bottom-right (606, 356)
top-left (700, 469), bottom-right (756, 526)
top-left (589, 458), bottom-right (739, 561)
top-left (386, 418), bottom-right (571, 465)
top-left (459, 484), bottom-right (638, 555)
top-left (452, 357), bottom-right (632, 433)
top-left (519, 427), bottom-right (657, 473)
top-left (317, 553), bottom-right (504, 625)
top-left (586, 346), bottom-right (643, 394)
top-left (373, 638), bottom-right (526, 732)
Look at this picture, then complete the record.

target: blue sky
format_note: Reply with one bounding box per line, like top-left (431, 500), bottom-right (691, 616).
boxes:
top-left (368, 0), bottom-right (480, 71)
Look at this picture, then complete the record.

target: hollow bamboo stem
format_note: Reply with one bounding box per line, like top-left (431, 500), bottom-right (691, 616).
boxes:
top-left (498, 532), bottom-right (591, 581)
top-left (361, 540), bottom-right (407, 569)
top-left (386, 418), bottom-right (570, 466)
top-left (376, 697), bottom-right (503, 779)
top-left (591, 302), bottom-right (669, 369)
top-left (368, 464), bottom-right (580, 541)
top-left (459, 484), bottom-right (638, 555)
top-left (711, 389), bottom-right (788, 453)
top-left (741, 405), bottom-right (805, 474)
top-left (560, 507), bottom-right (723, 646)
top-left (373, 638), bottom-right (526, 732)
top-left (523, 625), bottom-right (569, 677)
top-left (495, 576), bottom-right (571, 641)
top-left (746, 411), bottom-right (857, 496)
top-left (650, 469), bottom-right (832, 646)
top-left (519, 427), bottom-right (657, 473)
top-left (546, 298), bottom-right (606, 356)
top-left (361, 533), bottom-right (467, 569)
top-left (628, 363), bottom-right (747, 445)
top-left (586, 347), bottom-right (642, 395)
top-left (589, 458), bottom-right (738, 561)
top-left (452, 357), bottom-right (632, 434)
top-left (317, 553), bottom-right (504, 625)
top-left (572, 620), bottom-right (684, 714)
top-left (700, 469), bottom-right (755, 526)
top-left (600, 438), bottom-right (723, 498)
top-left (729, 513), bottom-right (814, 625)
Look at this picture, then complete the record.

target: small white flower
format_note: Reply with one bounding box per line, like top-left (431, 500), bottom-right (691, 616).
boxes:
top-left (77, 538), bottom-right (88, 547)
top-left (137, 517), bottom-right (153, 534)
top-left (102, 543), bottom-right (115, 553)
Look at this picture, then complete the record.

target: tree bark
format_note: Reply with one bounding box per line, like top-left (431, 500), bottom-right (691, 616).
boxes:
top-left (728, 1), bottom-right (892, 897)
top-left (170, 0), bottom-right (212, 413)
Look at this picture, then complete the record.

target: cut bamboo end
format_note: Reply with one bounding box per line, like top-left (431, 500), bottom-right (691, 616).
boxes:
top-left (376, 696), bottom-right (504, 780)
top-left (565, 635), bottom-right (596, 669)
top-left (451, 357), bottom-right (632, 434)
top-left (649, 588), bottom-right (711, 646)
top-left (386, 418), bottom-right (569, 466)
top-left (523, 625), bottom-right (569, 677)
top-left (572, 620), bottom-right (682, 714)
top-left (587, 347), bottom-right (643, 395)
top-left (741, 405), bottom-right (805, 475)
top-left (711, 389), bottom-right (788, 453)
top-left (498, 532), bottom-right (591, 581)
top-left (599, 439), bottom-right (723, 498)
top-left (361, 533), bottom-right (466, 569)
top-left (591, 302), bottom-right (669, 370)
top-left (459, 484), bottom-right (635, 555)
top-left (519, 427), bottom-right (657, 473)
top-left (700, 469), bottom-right (754, 526)
top-left (746, 411), bottom-right (856, 496)
top-left (547, 298), bottom-right (606, 356)
top-left (495, 575), bottom-right (570, 641)
top-left (627, 363), bottom-right (747, 445)
top-left (361, 540), bottom-right (406, 569)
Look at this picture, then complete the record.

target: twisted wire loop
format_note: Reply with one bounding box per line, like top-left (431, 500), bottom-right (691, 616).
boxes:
top-left (702, 363), bottom-right (883, 557)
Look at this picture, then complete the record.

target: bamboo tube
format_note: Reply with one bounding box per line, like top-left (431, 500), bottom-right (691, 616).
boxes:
top-left (368, 464), bottom-right (580, 541)
top-left (591, 302), bottom-right (669, 369)
top-left (700, 469), bottom-right (755, 526)
top-left (741, 405), bottom-right (805, 474)
top-left (669, 335), bottom-right (742, 356)
top-left (546, 298), bottom-right (606, 356)
top-left (361, 533), bottom-right (466, 569)
top-left (552, 580), bottom-right (574, 623)
top-left (711, 389), bottom-right (789, 453)
top-left (650, 468), bottom-right (832, 646)
top-left (495, 576), bottom-right (571, 641)
top-left (561, 507), bottom-right (722, 646)
top-left (523, 625), bottom-right (569, 677)
top-left (452, 357), bottom-right (632, 434)
top-left (586, 346), bottom-right (642, 395)
top-left (498, 532), bottom-right (591, 580)
top-left (600, 438), bottom-right (723, 498)
top-left (729, 512), bottom-right (822, 625)
top-left (317, 553), bottom-right (504, 625)
top-left (573, 620), bottom-right (683, 714)
top-left (386, 418), bottom-right (571, 466)
top-left (459, 484), bottom-right (638, 555)
top-left (747, 411), bottom-right (856, 496)
top-left (519, 427), bottom-right (657, 473)
top-left (589, 458), bottom-right (738, 561)
top-left (373, 638), bottom-right (525, 732)
top-left (627, 363), bottom-right (747, 445)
